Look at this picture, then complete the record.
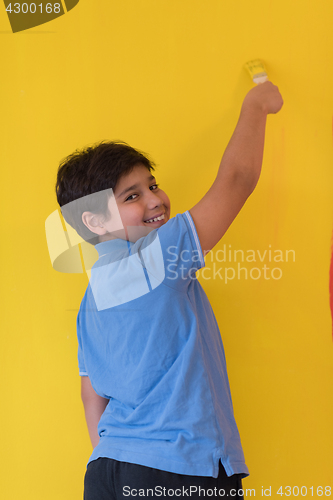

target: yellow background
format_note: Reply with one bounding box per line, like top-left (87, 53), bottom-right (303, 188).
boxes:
top-left (1, 1), bottom-right (333, 498)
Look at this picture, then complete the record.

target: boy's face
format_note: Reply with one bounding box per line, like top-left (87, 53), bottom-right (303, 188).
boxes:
top-left (100, 164), bottom-right (171, 242)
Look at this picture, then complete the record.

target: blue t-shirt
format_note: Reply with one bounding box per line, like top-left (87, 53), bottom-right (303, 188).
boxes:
top-left (77, 211), bottom-right (249, 478)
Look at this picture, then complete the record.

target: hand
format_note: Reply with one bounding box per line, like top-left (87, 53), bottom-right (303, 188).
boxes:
top-left (243, 81), bottom-right (284, 115)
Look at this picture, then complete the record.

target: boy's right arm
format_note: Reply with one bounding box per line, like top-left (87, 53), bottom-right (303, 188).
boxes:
top-left (189, 81), bottom-right (283, 256)
top-left (81, 376), bottom-right (109, 449)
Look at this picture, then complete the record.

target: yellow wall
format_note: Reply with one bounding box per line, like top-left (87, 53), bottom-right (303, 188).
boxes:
top-left (1, 1), bottom-right (333, 498)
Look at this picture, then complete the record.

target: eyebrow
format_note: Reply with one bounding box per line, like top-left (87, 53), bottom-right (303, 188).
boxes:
top-left (116, 175), bottom-right (156, 198)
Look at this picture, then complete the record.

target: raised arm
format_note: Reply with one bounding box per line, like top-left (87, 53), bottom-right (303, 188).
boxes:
top-left (189, 81), bottom-right (283, 255)
top-left (81, 376), bottom-right (109, 448)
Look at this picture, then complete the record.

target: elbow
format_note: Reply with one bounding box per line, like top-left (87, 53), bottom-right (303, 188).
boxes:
top-left (232, 166), bottom-right (260, 196)
top-left (247, 174), bottom-right (260, 195)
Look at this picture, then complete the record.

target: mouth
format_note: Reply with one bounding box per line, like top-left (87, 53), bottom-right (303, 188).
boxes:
top-left (144, 213), bottom-right (166, 224)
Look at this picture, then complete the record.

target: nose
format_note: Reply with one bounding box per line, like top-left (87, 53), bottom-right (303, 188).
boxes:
top-left (146, 190), bottom-right (163, 209)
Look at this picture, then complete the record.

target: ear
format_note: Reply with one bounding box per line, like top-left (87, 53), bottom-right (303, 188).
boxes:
top-left (82, 211), bottom-right (108, 236)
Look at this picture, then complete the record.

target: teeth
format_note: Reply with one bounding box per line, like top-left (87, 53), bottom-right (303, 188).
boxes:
top-left (145, 214), bottom-right (165, 223)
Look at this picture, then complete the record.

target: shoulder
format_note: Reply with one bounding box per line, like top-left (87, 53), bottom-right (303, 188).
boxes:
top-left (156, 211), bottom-right (204, 264)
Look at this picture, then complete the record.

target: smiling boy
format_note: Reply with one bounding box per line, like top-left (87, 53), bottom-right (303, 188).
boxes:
top-left (82, 164), bottom-right (171, 243)
top-left (56, 81), bottom-right (283, 500)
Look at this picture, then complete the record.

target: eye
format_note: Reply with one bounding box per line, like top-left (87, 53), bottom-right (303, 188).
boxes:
top-left (150, 183), bottom-right (159, 191)
top-left (125, 193), bottom-right (138, 201)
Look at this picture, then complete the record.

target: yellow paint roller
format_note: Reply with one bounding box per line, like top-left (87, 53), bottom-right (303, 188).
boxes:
top-left (244, 59), bottom-right (268, 84)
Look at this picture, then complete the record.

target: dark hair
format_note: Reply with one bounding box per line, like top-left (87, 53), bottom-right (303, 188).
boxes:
top-left (55, 140), bottom-right (156, 244)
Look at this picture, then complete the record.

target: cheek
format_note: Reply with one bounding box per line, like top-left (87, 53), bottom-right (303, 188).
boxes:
top-left (121, 204), bottom-right (145, 224)
top-left (161, 191), bottom-right (170, 210)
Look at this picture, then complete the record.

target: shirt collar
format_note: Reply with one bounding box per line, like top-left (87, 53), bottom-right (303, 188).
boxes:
top-left (95, 238), bottom-right (132, 258)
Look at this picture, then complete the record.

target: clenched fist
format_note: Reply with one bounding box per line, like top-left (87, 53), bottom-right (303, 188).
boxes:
top-left (243, 81), bottom-right (284, 115)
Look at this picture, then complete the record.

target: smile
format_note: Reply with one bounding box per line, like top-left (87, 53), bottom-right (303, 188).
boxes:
top-left (144, 214), bottom-right (165, 223)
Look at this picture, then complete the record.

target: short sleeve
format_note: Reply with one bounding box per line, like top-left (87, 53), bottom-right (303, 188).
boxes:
top-left (76, 312), bottom-right (88, 376)
top-left (131, 211), bottom-right (205, 291)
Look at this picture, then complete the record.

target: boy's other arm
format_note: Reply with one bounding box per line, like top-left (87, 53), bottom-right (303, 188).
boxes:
top-left (81, 376), bottom-right (109, 449)
top-left (189, 81), bottom-right (283, 255)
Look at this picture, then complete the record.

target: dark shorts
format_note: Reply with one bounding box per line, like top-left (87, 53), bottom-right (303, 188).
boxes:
top-left (84, 458), bottom-right (244, 500)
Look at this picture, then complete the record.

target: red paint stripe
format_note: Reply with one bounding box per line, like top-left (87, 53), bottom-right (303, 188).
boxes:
top-left (331, 116), bottom-right (333, 338)
top-left (329, 240), bottom-right (333, 338)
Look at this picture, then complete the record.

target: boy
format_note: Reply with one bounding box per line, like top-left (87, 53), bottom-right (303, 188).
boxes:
top-left (56, 81), bottom-right (283, 499)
